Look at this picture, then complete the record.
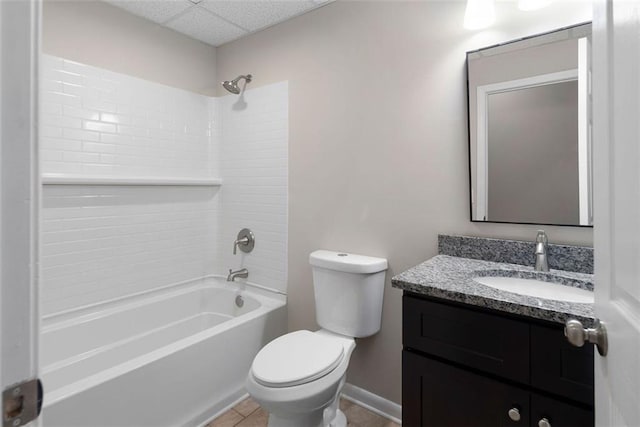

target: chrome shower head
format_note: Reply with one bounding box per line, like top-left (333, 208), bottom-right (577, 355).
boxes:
top-left (222, 74), bottom-right (252, 94)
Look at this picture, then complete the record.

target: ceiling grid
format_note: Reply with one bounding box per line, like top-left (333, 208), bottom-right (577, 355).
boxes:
top-left (104, 0), bottom-right (331, 46)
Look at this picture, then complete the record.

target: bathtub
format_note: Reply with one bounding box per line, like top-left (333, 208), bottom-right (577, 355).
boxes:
top-left (40, 277), bottom-right (287, 427)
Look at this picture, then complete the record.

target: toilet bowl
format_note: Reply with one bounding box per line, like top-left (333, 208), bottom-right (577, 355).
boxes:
top-left (246, 330), bottom-right (355, 427)
top-left (246, 250), bottom-right (388, 427)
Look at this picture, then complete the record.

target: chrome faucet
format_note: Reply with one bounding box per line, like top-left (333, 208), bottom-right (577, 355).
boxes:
top-left (534, 230), bottom-right (549, 272)
top-left (227, 268), bottom-right (249, 282)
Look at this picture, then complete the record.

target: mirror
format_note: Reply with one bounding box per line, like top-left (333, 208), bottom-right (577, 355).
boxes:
top-left (467, 23), bottom-right (592, 227)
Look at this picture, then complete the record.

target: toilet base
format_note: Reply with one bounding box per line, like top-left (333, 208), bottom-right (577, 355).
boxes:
top-left (330, 409), bottom-right (347, 427)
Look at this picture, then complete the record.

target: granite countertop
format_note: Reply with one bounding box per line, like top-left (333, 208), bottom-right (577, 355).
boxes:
top-left (391, 254), bottom-right (595, 326)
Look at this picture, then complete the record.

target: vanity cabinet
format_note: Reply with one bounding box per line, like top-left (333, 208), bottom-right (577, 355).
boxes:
top-left (402, 294), bottom-right (594, 427)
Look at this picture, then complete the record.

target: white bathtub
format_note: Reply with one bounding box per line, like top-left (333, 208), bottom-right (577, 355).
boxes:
top-left (40, 277), bottom-right (287, 427)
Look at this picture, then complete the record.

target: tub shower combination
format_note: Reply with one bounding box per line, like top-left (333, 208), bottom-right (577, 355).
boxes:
top-left (41, 277), bottom-right (286, 426)
top-left (39, 54), bottom-right (288, 426)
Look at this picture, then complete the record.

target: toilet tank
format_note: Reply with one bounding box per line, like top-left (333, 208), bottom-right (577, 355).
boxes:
top-left (309, 250), bottom-right (388, 338)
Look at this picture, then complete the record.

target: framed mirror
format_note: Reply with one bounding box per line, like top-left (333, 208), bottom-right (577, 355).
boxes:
top-left (467, 23), bottom-right (592, 227)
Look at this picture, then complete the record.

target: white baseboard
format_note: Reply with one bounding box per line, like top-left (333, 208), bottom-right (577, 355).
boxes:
top-left (341, 383), bottom-right (402, 425)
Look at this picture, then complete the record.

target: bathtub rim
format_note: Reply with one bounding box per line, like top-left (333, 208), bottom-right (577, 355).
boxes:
top-left (41, 277), bottom-right (286, 407)
top-left (42, 275), bottom-right (285, 329)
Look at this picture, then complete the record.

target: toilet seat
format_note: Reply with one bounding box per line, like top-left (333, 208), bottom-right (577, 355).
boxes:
top-left (251, 330), bottom-right (344, 388)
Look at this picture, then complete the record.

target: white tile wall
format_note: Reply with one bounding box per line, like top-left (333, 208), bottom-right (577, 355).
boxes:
top-left (40, 55), bottom-right (215, 178)
top-left (41, 186), bottom-right (219, 315)
top-left (40, 55), bottom-right (288, 315)
top-left (217, 82), bottom-right (289, 294)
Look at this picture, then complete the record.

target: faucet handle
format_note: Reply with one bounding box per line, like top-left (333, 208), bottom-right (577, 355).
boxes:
top-left (233, 228), bottom-right (255, 255)
top-left (536, 230), bottom-right (548, 244)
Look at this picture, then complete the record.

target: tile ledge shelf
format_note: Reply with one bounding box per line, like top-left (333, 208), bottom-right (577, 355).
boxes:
top-left (41, 174), bottom-right (222, 186)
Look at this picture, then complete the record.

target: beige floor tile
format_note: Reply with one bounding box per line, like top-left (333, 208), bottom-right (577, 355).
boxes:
top-left (342, 404), bottom-right (388, 427)
top-left (235, 407), bottom-right (269, 427)
top-left (206, 409), bottom-right (244, 427)
top-left (208, 397), bottom-right (397, 427)
top-left (233, 397), bottom-right (261, 417)
top-left (339, 398), bottom-right (354, 412)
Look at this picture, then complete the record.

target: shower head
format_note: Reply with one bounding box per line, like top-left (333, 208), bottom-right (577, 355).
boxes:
top-left (222, 74), bottom-right (252, 94)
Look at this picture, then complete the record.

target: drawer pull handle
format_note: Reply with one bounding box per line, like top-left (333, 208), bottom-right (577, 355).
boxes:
top-left (564, 318), bottom-right (608, 356)
top-left (508, 407), bottom-right (521, 422)
top-left (538, 417), bottom-right (551, 427)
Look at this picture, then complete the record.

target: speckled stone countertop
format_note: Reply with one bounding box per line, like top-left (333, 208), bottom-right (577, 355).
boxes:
top-left (391, 255), bottom-right (595, 326)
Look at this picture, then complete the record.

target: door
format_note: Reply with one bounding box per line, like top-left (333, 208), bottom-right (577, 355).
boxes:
top-left (592, 1), bottom-right (640, 426)
top-left (0, 0), bottom-right (41, 426)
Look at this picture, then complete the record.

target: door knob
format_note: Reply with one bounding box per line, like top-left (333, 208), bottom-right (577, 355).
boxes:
top-left (564, 318), bottom-right (608, 356)
top-left (538, 417), bottom-right (551, 427)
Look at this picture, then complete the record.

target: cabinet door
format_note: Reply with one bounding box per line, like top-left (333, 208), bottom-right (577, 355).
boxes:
top-left (530, 325), bottom-right (594, 405)
top-left (531, 394), bottom-right (594, 427)
top-left (403, 351), bottom-right (529, 427)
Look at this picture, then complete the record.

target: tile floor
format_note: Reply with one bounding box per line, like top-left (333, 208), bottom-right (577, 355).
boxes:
top-left (207, 396), bottom-right (400, 427)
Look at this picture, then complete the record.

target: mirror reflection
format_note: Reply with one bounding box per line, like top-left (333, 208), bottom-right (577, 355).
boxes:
top-left (467, 23), bottom-right (592, 227)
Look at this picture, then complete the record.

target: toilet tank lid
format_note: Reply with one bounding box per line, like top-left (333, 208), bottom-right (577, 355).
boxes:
top-left (309, 250), bottom-right (388, 274)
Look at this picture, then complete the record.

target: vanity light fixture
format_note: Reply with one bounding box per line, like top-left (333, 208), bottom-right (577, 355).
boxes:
top-left (518, 0), bottom-right (553, 11)
top-left (464, 0), bottom-right (496, 30)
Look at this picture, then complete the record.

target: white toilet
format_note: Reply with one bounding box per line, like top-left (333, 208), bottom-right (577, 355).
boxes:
top-left (246, 250), bottom-right (388, 427)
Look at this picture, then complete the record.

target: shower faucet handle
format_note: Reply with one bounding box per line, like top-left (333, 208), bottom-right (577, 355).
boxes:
top-left (233, 228), bottom-right (255, 255)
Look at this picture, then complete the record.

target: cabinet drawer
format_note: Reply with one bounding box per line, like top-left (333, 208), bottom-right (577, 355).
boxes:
top-left (403, 350), bottom-right (530, 427)
top-left (403, 295), bottom-right (529, 383)
top-left (530, 324), bottom-right (594, 405)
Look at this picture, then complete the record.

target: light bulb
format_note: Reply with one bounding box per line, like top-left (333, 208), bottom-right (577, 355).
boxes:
top-left (464, 0), bottom-right (496, 30)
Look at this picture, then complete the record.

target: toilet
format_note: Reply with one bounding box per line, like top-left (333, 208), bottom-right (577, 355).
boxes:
top-left (246, 250), bottom-right (388, 427)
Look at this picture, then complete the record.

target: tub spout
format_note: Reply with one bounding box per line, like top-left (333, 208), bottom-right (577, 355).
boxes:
top-left (227, 268), bottom-right (249, 282)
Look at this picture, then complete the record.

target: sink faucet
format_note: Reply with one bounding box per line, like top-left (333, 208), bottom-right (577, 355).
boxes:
top-left (534, 230), bottom-right (549, 272)
top-left (227, 268), bottom-right (249, 282)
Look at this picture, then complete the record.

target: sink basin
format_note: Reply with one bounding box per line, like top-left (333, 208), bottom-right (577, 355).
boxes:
top-left (473, 276), bottom-right (594, 304)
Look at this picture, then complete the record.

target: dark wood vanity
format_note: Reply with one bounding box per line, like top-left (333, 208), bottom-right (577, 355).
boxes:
top-left (402, 293), bottom-right (594, 427)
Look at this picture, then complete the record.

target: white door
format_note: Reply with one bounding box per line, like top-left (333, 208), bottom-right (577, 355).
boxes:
top-left (0, 0), bottom-right (41, 426)
top-left (593, 0), bottom-right (640, 426)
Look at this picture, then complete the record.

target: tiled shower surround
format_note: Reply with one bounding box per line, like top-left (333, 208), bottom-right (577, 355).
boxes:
top-left (40, 55), bottom-right (288, 316)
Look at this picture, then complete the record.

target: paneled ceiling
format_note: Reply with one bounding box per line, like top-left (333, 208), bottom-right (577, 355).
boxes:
top-left (103, 0), bottom-right (331, 47)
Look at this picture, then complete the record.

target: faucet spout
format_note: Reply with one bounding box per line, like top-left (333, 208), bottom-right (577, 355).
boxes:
top-left (227, 268), bottom-right (249, 282)
top-left (534, 230), bottom-right (549, 272)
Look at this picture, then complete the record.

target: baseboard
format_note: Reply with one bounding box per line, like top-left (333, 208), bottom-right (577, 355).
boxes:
top-left (341, 383), bottom-right (402, 424)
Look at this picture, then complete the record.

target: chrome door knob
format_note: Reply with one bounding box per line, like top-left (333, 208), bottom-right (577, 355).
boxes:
top-left (564, 319), bottom-right (608, 356)
top-left (538, 417), bottom-right (551, 427)
top-left (508, 407), bottom-right (521, 421)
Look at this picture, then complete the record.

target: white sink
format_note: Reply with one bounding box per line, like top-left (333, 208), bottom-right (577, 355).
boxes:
top-left (473, 276), bottom-right (594, 304)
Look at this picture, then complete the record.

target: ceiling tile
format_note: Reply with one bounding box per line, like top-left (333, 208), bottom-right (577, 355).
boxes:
top-left (165, 7), bottom-right (248, 46)
top-left (200, 0), bottom-right (315, 32)
top-left (103, 0), bottom-right (193, 24)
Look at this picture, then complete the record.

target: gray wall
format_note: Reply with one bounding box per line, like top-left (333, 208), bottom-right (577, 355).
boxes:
top-left (487, 81), bottom-right (580, 224)
top-left (42, 0), bottom-right (217, 95)
top-left (216, 0), bottom-right (593, 404)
